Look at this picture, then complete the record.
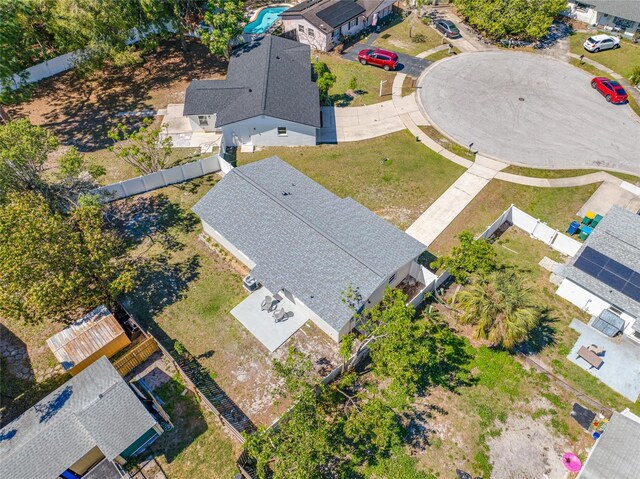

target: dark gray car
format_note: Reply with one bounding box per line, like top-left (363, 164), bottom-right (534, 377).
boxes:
top-left (434, 19), bottom-right (461, 39)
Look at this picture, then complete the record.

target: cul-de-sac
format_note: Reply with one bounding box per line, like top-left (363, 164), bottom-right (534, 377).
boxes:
top-left (1, 1), bottom-right (639, 478)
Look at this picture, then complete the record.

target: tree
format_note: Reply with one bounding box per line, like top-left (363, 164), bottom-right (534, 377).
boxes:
top-left (47, 0), bottom-right (168, 72)
top-left (456, 269), bottom-right (540, 349)
top-left (200, 0), bottom-right (245, 60)
top-left (431, 230), bottom-right (497, 284)
top-left (348, 75), bottom-right (358, 92)
top-left (0, 0), bottom-right (56, 94)
top-left (0, 192), bottom-right (136, 323)
top-left (0, 118), bottom-right (58, 202)
top-left (313, 62), bottom-right (337, 103)
top-left (108, 119), bottom-right (173, 175)
top-left (164, 0), bottom-right (206, 53)
top-left (630, 65), bottom-right (640, 86)
top-left (454, 0), bottom-right (566, 41)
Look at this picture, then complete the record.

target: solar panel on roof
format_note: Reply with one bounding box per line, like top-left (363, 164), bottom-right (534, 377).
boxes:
top-left (574, 246), bottom-right (640, 304)
top-left (316, 0), bottom-right (365, 28)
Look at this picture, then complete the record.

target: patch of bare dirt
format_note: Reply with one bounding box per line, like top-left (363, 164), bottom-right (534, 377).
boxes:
top-left (487, 414), bottom-right (569, 479)
top-left (7, 38), bottom-right (226, 152)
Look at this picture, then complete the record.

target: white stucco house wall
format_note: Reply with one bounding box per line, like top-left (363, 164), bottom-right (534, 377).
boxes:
top-left (183, 35), bottom-right (321, 148)
top-left (555, 206), bottom-right (640, 344)
top-left (566, 1), bottom-right (640, 38)
top-left (281, 0), bottom-right (395, 51)
top-left (192, 156), bottom-right (428, 344)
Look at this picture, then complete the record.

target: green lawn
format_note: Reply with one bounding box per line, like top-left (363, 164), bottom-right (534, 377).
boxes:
top-left (317, 52), bottom-right (396, 106)
top-left (146, 375), bottom-right (239, 478)
top-left (429, 179), bottom-right (600, 256)
top-left (501, 164), bottom-right (640, 184)
top-left (238, 130), bottom-right (466, 229)
top-left (419, 125), bottom-right (476, 161)
top-left (373, 16), bottom-right (444, 56)
top-left (425, 47), bottom-right (461, 62)
top-left (569, 32), bottom-right (640, 79)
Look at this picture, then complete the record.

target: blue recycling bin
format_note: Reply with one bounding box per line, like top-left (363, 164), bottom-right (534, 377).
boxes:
top-left (567, 221), bottom-right (580, 235)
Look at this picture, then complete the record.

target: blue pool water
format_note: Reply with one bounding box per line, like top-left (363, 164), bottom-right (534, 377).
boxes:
top-left (244, 6), bottom-right (288, 34)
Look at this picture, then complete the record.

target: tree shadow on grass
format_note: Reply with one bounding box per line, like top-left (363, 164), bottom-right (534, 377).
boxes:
top-left (111, 193), bottom-right (199, 252)
top-left (128, 254), bottom-right (201, 326)
top-left (515, 308), bottom-right (558, 356)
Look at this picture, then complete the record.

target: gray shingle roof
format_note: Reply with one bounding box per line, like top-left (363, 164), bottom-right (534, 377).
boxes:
top-left (192, 157), bottom-right (426, 333)
top-left (589, 0), bottom-right (640, 23)
top-left (560, 206), bottom-right (640, 319)
top-left (579, 412), bottom-right (640, 479)
top-left (0, 357), bottom-right (157, 479)
top-left (282, 0), bottom-right (371, 33)
top-left (183, 36), bottom-right (321, 128)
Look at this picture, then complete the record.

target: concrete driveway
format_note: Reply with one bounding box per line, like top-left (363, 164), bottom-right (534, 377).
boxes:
top-left (342, 45), bottom-right (431, 78)
top-left (418, 52), bottom-right (640, 175)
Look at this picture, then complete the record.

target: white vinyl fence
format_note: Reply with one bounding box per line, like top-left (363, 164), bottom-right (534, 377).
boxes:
top-left (91, 155), bottom-right (221, 202)
top-left (480, 204), bottom-right (582, 257)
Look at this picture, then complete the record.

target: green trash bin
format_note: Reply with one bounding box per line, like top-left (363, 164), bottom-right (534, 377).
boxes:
top-left (591, 214), bottom-right (603, 227)
top-left (582, 216), bottom-right (592, 225)
top-left (579, 226), bottom-right (593, 240)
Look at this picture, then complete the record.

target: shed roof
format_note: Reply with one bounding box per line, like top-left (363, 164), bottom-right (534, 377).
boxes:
top-left (183, 36), bottom-right (321, 128)
top-left (192, 157), bottom-right (426, 333)
top-left (46, 305), bottom-right (127, 372)
top-left (560, 206), bottom-right (640, 319)
top-left (578, 411), bottom-right (640, 479)
top-left (0, 357), bottom-right (157, 479)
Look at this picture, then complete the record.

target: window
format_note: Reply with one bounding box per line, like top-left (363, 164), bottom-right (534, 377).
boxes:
top-left (298, 24), bottom-right (305, 33)
top-left (197, 115), bottom-right (209, 126)
top-left (308, 27), bottom-right (314, 37)
top-left (609, 305), bottom-right (623, 315)
top-left (277, 127), bottom-right (287, 136)
top-left (348, 17), bottom-right (358, 29)
top-left (388, 273), bottom-right (396, 284)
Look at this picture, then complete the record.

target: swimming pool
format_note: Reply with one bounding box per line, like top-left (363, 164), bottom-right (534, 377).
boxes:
top-left (243, 6), bottom-right (288, 34)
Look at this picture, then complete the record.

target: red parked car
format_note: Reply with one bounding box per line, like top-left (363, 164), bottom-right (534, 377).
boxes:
top-left (358, 48), bottom-right (399, 71)
top-left (591, 77), bottom-right (628, 104)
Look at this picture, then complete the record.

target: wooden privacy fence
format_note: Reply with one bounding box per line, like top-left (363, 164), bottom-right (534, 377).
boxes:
top-left (113, 336), bottom-right (159, 376)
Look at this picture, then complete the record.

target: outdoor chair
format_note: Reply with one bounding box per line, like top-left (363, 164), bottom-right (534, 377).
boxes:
top-left (587, 344), bottom-right (605, 356)
top-left (261, 296), bottom-right (273, 312)
top-left (273, 308), bottom-right (288, 323)
top-left (577, 346), bottom-right (603, 369)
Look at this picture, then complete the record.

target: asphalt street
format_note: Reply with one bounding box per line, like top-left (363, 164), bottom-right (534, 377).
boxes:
top-left (418, 51), bottom-right (640, 175)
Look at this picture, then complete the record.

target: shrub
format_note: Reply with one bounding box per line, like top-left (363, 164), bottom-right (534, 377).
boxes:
top-left (411, 33), bottom-right (426, 43)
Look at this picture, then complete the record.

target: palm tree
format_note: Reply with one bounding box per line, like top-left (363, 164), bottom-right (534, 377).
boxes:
top-left (456, 269), bottom-right (539, 349)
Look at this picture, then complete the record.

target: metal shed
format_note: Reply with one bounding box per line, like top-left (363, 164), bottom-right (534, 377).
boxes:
top-left (47, 305), bottom-right (131, 376)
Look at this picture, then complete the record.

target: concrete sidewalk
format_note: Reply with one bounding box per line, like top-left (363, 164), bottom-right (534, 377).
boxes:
top-left (405, 157), bottom-right (506, 247)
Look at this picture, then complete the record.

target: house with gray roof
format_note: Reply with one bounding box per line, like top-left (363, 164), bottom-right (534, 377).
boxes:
top-left (566, 0), bottom-right (640, 38)
top-left (183, 35), bottom-right (320, 149)
top-left (0, 357), bottom-right (162, 479)
top-left (556, 206), bottom-right (640, 343)
top-left (281, 0), bottom-right (395, 51)
top-left (192, 157), bottom-right (429, 348)
top-left (577, 410), bottom-right (640, 479)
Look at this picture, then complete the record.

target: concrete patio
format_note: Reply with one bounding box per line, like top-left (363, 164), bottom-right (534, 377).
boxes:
top-left (158, 103), bottom-right (221, 152)
top-left (567, 318), bottom-right (640, 402)
top-left (231, 288), bottom-right (309, 353)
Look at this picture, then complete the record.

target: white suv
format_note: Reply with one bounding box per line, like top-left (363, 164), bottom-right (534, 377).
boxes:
top-left (583, 34), bottom-right (620, 52)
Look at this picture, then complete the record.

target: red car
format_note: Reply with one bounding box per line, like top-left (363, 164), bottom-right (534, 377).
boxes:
top-left (591, 77), bottom-right (628, 104)
top-left (358, 48), bottom-right (399, 71)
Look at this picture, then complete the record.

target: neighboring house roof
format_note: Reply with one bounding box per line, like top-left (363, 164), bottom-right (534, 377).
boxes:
top-left (183, 36), bottom-right (321, 128)
top-left (590, 0), bottom-right (640, 23)
top-left (282, 0), bottom-right (376, 33)
top-left (46, 305), bottom-right (129, 372)
top-left (578, 411), bottom-right (640, 479)
top-left (192, 157), bottom-right (426, 333)
top-left (559, 206), bottom-right (640, 322)
top-left (0, 357), bottom-right (157, 479)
